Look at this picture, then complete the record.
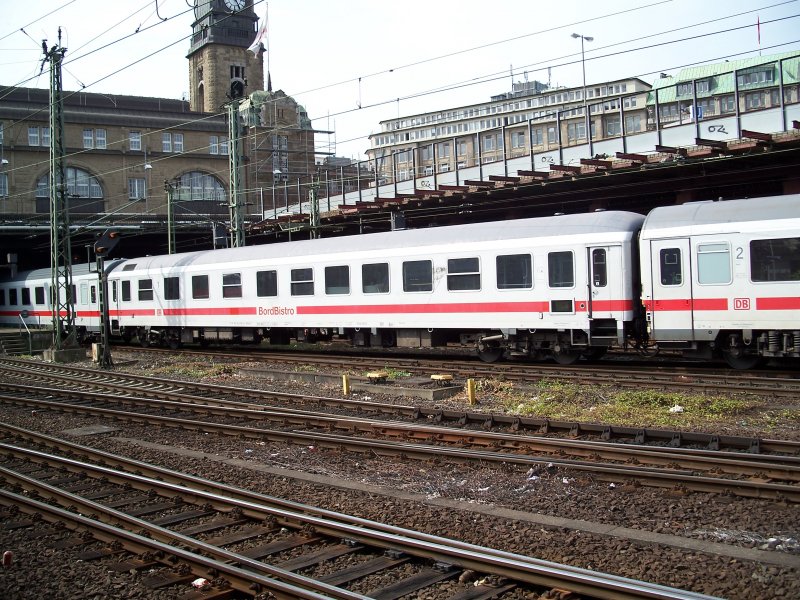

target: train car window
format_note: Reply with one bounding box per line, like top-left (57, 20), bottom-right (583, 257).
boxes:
top-left (21, 288), bottom-right (31, 305)
top-left (403, 260), bottom-right (433, 292)
top-left (659, 248), bottom-right (682, 286)
top-left (0, 289), bottom-right (5, 305)
top-left (164, 276), bottom-right (180, 300)
top-left (256, 270), bottom-right (278, 297)
top-left (111, 281), bottom-right (117, 303)
top-left (80, 283), bottom-right (89, 305)
top-left (192, 275), bottom-right (209, 299)
top-left (697, 243), bottom-right (731, 285)
top-left (138, 279), bottom-right (154, 301)
top-left (70, 285), bottom-right (76, 304)
top-left (751, 238), bottom-right (800, 282)
top-left (90, 286), bottom-right (97, 304)
top-left (222, 273), bottom-right (243, 298)
top-left (496, 254), bottom-right (532, 289)
top-left (290, 268), bottom-right (314, 296)
top-left (548, 251), bottom-right (574, 288)
top-left (592, 249), bottom-right (607, 287)
top-left (121, 281), bottom-right (131, 302)
top-left (35, 286), bottom-right (45, 305)
top-left (325, 266), bottom-right (350, 295)
top-left (9, 289), bottom-right (17, 305)
top-left (122, 263), bottom-right (137, 271)
top-left (362, 263), bottom-right (389, 294)
top-left (447, 257), bottom-right (480, 291)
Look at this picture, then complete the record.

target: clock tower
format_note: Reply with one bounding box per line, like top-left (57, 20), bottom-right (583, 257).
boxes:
top-left (188, 0), bottom-right (265, 113)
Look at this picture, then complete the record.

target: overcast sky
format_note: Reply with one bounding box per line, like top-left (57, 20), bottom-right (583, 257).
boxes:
top-left (2, 0), bottom-right (798, 160)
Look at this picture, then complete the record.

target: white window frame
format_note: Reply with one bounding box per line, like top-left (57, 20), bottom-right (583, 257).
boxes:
top-left (129, 131), bottom-right (141, 151)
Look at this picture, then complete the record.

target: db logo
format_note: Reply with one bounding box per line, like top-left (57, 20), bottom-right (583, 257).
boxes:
top-left (734, 298), bottom-right (751, 310)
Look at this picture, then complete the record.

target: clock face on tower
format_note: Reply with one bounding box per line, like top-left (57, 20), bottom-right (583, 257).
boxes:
top-left (223, 0), bottom-right (245, 10)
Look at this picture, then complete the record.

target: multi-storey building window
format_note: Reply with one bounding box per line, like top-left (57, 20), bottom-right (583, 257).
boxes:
top-left (605, 115), bottom-right (622, 136)
top-left (129, 131), bottom-right (141, 151)
top-left (625, 114), bottom-right (642, 133)
top-left (28, 127), bottom-right (40, 146)
top-left (173, 133), bottom-right (184, 152)
top-left (697, 99), bottom-right (716, 117)
top-left (83, 129), bottom-right (94, 149)
top-left (0, 173), bottom-right (7, 198)
top-left (209, 135), bottom-right (229, 155)
top-left (511, 131), bottom-right (526, 148)
top-left (128, 178), bottom-right (146, 200)
top-left (531, 127), bottom-right (544, 146)
top-left (567, 121), bottom-right (586, 141)
top-left (95, 129), bottom-right (107, 149)
top-left (745, 91), bottom-right (766, 109)
top-left (737, 69), bottom-right (774, 87)
top-left (720, 95), bottom-right (736, 113)
top-left (437, 142), bottom-right (450, 158)
top-left (162, 132), bottom-right (172, 152)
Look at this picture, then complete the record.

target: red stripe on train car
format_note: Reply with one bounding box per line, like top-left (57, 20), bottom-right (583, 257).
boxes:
top-left (162, 307), bottom-right (258, 316)
top-left (298, 301), bottom-right (552, 315)
top-left (756, 297), bottom-right (800, 310)
top-left (109, 309), bottom-right (157, 317)
top-left (295, 300), bottom-right (634, 315)
top-left (643, 298), bottom-right (727, 311)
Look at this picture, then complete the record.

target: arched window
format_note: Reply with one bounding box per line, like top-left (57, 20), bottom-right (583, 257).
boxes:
top-left (173, 171), bottom-right (225, 215)
top-left (35, 167), bottom-right (104, 214)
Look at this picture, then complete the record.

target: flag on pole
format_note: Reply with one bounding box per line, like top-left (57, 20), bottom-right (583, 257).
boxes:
top-left (248, 5), bottom-right (267, 55)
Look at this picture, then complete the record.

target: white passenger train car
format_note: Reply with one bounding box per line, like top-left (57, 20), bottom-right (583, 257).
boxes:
top-left (106, 210), bottom-right (645, 363)
top-left (640, 195), bottom-right (800, 368)
top-left (0, 262), bottom-right (116, 342)
top-left (3, 195), bottom-right (796, 368)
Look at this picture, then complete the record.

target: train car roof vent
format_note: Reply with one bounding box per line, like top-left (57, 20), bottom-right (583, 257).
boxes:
top-left (554, 212), bottom-right (565, 216)
top-left (594, 208), bottom-right (606, 212)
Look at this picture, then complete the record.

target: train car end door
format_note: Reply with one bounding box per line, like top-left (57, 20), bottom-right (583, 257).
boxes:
top-left (648, 238), bottom-right (694, 341)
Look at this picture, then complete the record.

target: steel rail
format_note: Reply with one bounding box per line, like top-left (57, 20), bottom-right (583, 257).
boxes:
top-left (2, 361), bottom-right (799, 456)
top-left (0, 445), bottom-right (720, 600)
top-left (0, 484), bottom-right (367, 600)
top-left (2, 379), bottom-right (799, 483)
top-left (1, 391), bottom-right (798, 502)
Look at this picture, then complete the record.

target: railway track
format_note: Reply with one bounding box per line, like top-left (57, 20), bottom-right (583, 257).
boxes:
top-left (111, 345), bottom-right (800, 400)
top-left (1, 360), bottom-right (798, 502)
top-left (0, 428), bottom-right (718, 600)
top-left (1, 357), bottom-right (798, 455)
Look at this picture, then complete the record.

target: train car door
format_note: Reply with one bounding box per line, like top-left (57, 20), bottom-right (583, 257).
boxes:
top-left (648, 238), bottom-right (694, 341)
top-left (586, 246), bottom-right (617, 318)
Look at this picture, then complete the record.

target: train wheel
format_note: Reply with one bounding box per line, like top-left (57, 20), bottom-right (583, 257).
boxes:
top-left (552, 347), bottom-right (580, 365)
top-left (166, 333), bottom-right (181, 351)
top-left (138, 328), bottom-right (149, 348)
top-left (722, 347), bottom-right (762, 370)
top-left (477, 340), bottom-right (504, 363)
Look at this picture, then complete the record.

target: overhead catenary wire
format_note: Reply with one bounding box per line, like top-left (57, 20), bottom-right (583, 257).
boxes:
top-left (0, 0), bottom-right (797, 237)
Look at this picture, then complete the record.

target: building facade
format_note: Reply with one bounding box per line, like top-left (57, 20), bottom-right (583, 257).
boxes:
top-left (366, 77), bottom-right (652, 183)
top-left (646, 52), bottom-right (800, 130)
top-left (0, 87), bottom-right (230, 219)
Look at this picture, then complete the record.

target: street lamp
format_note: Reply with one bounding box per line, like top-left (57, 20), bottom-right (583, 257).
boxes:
top-left (571, 32), bottom-right (593, 153)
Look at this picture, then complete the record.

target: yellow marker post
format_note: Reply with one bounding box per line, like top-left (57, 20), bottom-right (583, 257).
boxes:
top-left (342, 374), bottom-right (350, 395)
top-left (466, 378), bottom-right (476, 405)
